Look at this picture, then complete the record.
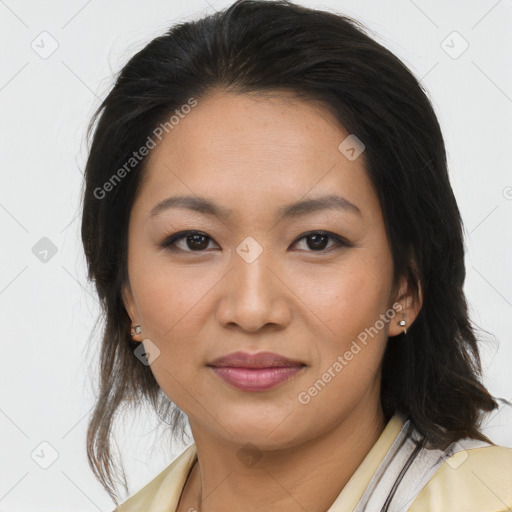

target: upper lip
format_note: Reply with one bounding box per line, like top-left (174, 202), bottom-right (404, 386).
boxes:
top-left (208, 351), bottom-right (305, 369)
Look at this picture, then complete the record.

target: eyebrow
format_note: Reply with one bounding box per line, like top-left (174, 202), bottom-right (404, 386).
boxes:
top-left (150, 194), bottom-right (362, 220)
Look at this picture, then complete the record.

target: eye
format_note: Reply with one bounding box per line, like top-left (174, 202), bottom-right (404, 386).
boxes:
top-left (291, 231), bottom-right (350, 252)
top-left (160, 230), bottom-right (351, 254)
top-left (160, 230), bottom-right (220, 252)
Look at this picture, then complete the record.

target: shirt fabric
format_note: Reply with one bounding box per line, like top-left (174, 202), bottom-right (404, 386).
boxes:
top-left (116, 413), bottom-right (512, 511)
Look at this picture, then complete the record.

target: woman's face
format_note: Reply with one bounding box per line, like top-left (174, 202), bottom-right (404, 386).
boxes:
top-left (123, 90), bottom-right (413, 448)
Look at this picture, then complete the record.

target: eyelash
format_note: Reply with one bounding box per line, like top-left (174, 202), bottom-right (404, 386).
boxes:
top-left (159, 230), bottom-right (352, 254)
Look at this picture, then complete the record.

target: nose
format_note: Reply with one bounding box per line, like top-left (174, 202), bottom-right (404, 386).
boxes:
top-left (216, 247), bottom-right (292, 333)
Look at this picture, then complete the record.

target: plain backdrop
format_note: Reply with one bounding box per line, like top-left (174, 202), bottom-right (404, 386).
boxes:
top-left (1, 0), bottom-right (511, 510)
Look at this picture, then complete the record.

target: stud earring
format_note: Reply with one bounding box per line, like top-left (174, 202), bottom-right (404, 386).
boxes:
top-left (131, 324), bottom-right (142, 337)
top-left (398, 319), bottom-right (407, 335)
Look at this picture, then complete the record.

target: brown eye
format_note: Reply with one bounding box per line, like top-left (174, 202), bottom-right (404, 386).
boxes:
top-left (160, 231), bottom-right (219, 252)
top-left (305, 233), bottom-right (329, 250)
top-left (292, 231), bottom-right (350, 252)
top-left (186, 233), bottom-right (210, 250)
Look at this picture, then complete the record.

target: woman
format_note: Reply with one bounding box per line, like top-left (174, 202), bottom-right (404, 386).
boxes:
top-left (80, 1), bottom-right (512, 510)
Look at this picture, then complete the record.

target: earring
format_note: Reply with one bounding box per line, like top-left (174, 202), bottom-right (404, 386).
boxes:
top-left (131, 324), bottom-right (142, 337)
top-left (398, 319), bottom-right (407, 335)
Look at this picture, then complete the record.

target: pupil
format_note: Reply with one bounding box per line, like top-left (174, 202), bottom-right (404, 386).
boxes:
top-left (309, 234), bottom-right (328, 250)
top-left (188, 234), bottom-right (208, 250)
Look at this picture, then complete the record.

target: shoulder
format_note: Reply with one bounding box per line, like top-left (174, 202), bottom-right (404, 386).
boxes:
top-left (114, 444), bottom-right (197, 512)
top-left (409, 444), bottom-right (512, 512)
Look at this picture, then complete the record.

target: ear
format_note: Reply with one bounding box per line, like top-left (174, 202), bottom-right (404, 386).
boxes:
top-left (387, 274), bottom-right (423, 338)
top-left (122, 282), bottom-right (143, 342)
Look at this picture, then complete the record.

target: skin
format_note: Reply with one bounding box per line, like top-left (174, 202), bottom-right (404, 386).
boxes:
top-left (123, 89), bottom-right (422, 512)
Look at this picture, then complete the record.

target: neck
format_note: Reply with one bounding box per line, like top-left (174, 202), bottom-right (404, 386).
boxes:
top-left (179, 403), bottom-right (387, 512)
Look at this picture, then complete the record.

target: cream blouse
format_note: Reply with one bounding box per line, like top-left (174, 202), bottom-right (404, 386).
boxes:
top-left (116, 413), bottom-right (512, 511)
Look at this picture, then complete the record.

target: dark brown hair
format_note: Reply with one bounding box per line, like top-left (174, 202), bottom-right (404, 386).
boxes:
top-left (81, 0), bottom-right (497, 502)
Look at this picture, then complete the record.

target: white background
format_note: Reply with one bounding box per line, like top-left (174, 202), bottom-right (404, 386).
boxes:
top-left (1, 0), bottom-right (511, 510)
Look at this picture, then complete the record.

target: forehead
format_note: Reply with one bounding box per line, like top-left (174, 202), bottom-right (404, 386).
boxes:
top-left (135, 90), bottom-right (380, 222)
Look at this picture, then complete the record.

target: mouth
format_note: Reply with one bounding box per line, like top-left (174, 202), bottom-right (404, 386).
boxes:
top-left (207, 351), bottom-right (306, 392)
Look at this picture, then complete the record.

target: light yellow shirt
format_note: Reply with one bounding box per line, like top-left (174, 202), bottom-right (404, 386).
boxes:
top-left (116, 414), bottom-right (512, 511)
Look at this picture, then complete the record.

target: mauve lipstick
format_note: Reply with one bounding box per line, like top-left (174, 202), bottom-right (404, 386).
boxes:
top-left (207, 351), bottom-right (306, 391)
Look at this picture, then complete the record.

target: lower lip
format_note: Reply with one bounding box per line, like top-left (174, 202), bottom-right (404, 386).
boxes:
top-left (209, 366), bottom-right (304, 391)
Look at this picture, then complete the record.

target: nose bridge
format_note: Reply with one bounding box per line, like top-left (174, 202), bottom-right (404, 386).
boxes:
top-left (233, 241), bottom-right (275, 305)
top-left (218, 238), bottom-right (289, 331)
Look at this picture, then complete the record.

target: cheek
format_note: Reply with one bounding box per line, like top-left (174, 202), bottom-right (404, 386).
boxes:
top-left (127, 252), bottom-right (223, 400)
top-left (286, 250), bottom-right (393, 410)
top-left (289, 252), bottom-right (393, 347)
top-left (289, 260), bottom-right (392, 430)
top-left (130, 249), bottom-right (220, 342)
top-left (130, 279), bottom-right (210, 414)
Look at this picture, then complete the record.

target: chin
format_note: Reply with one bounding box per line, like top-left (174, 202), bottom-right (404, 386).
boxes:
top-left (215, 409), bottom-right (314, 450)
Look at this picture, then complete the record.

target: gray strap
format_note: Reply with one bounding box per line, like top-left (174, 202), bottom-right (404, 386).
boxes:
top-left (352, 418), bottom-right (490, 511)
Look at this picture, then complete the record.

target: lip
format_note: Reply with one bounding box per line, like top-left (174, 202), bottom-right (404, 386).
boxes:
top-left (208, 351), bottom-right (306, 391)
top-left (208, 351), bottom-right (305, 368)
